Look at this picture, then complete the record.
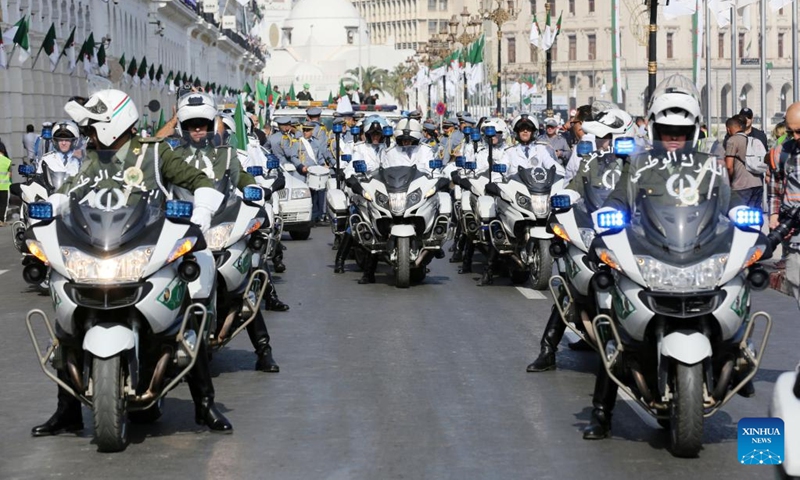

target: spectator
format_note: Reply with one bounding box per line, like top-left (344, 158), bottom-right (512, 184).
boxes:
top-left (736, 107), bottom-right (769, 150)
top-left (537, 118), bottom-right (570, 165)
top-left (725, 116), bottom-right (763, 209)
top-left (297, 84), bottom-right (313, 101)
top-left (0, 143), bottom-right (10, 225)
top-left (22, 124), bottom-right (37, 162)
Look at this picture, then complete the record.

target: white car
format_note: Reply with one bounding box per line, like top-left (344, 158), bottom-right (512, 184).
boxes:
top-left (276, 163), bottom-right (313, 240)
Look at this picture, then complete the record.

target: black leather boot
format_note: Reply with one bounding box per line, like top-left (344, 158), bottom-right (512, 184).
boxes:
top-left (527, 306), bottom-right (567, 372)
top-left (246, 312), bottom-right (279, 372)
top-left (265, 282), bottom-right (289, 312)
top-left (458, 242), bottom-right (475, 274)
top-left (188, 342), bottom-right (232, 433)
top-left (272, 243), bottom-right (286, 273)
top-left (450, 235), bottom-right (466, 263)
top-left (479, 234), bottom-right (497, 285)
top-left (334, 233), bottom-right (353, 274)
top-left (332, 235), bottom-right (341, 250)
top-left (255, 341), bottom-right (280, 373)
top-left (583, 367), bottom-right (617, 440)
top-left (31, 370), bottom-right (83, 437)
top-left (359, 254), bottom-right (377, 284)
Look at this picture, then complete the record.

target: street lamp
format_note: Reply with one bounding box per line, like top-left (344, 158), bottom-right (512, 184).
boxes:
top-left (646, 0), bottom-right (659, 107)
top-left (479, 0), bottom-right (520, 116)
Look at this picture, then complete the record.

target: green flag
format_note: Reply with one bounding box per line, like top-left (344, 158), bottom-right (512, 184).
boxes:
top-left (338, 79), bottom-right (346, 97)
top-left (118, 53), bottom-right (126, 70)
top-left (33, 22), bottom-right (58, 71)
top-left (157, 109), bottom-right (166, 131)
top-left (231, 95), bottom-right (247, 150)
top-left (60, 26), bottom-right (76, 72)
top-left (327, 91), bottom-right (333, 103)
top-left (3, 16), bottom-right (31, 63)
top-left (243, 82), bottom-right (253, 95)
top-left (97, 43), bottom-right (108, 76)
top-left (126, 56), bottom-right (137, 82)
top-left (288, 83), bottom-right (296, 101)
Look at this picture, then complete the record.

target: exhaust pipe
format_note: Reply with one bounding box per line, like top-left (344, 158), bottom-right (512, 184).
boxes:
top-left (133, 349), bottom-right (171, 403)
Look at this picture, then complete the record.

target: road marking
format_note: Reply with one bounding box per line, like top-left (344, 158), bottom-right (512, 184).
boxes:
top-left (515, 286), bottom-right (547, 300)
top-left (0, 270), bottom-right (8, 276)
top-left (619, 390), bottom-right (662, 430)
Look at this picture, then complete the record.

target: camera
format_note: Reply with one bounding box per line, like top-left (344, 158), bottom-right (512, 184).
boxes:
top-left (767, 204), bottom-right (800, 252)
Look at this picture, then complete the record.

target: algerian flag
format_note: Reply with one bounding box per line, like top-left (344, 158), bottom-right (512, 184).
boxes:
top-left (708, 0), bottom-right (735, 27)
top-left (128, 57), bottom-right (139, 85)
top-left (770, 0), bottom-right (794, 11)
top-left (118, 53), bottom-right (126, 73)
top-left (157, 109), bottom-right (166, 131)
top-left (288, 83), bottom-right (296, 100)
top-left (231, 94), bottom-right (248, 150)
top-left (61, 26), bottom-right (76, 73)
top-left (78, 33), bottom-right (95, 76)
top-left (166, 70), bottom-right (175, 92)
top-left (97, 43), bottom-right (108, 76)
top-left (137, 56), bottom-right (148, 88)
top-left (156, 65), bottom-right (164, 90)
top-left (3, 17), bottom-right (31, 64)
top-left (33, 23), bottom-right (59, 71)
top-left (541, 10), bottom-right (553, 51)
top-left (148, 64), bottom-right (155, 88)
top-left (664, 0), bottom-right (697, 19)
top-left (0, 35), bottom-right (7, 69)
top-left (529, 14), bottom-right (541, 48)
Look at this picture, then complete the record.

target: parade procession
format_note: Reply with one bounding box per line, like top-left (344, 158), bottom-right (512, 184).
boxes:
top-left (5, 0), bottom-right (800, 478)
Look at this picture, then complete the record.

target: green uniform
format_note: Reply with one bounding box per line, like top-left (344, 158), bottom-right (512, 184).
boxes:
top-left (171, 143), bottom-right (256, 190)
top-left (59, 137), bottom-right (214, 204)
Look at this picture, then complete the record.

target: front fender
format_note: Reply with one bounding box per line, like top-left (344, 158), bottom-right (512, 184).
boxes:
top-left (770, 371), bottom-right (800, 476)
top-left (660, 331), bottom-right (711, 365)
top-left (390, 224), bottom-right (416, 237)
top-left (83, 324), bottom-right (135, 359)
top-left (529, 226), bottom-right (553, 239)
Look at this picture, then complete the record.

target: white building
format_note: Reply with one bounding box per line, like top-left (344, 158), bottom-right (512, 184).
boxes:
top-left (0, 0), bottom-right (264, 161)
top-left (258, 0), bottom-right (414, 102)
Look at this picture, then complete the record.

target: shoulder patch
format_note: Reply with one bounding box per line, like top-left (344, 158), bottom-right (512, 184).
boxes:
top-left (139, 136), bottom-right (165, 144)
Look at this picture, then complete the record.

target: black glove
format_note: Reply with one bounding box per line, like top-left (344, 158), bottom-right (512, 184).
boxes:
top-left (270, 170), bottom-right (286, 191)
top-left (345, 175), bottom-right (365, 196)
top-left (435, 177), bottom-right (450, 192)
top-left (261, 187), bottom-right (273, 200)
top-left (485, 182), bottom-right (501, 197)
top-left (336, 168), bottom-right (346, 183)
top-left (450, 170), bottom-right (462, 183)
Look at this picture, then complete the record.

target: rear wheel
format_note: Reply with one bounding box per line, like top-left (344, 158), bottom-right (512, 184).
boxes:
top-left (290, 229), bottom-right (311, 241)
top-left (669, 362), bottom-right (705, 458)
top-left (396, 237), bottom-right (411, 288)
top-left (529, 239), bottom-right (553, 290)
top-left (92, 355), bottom-right (129, 452)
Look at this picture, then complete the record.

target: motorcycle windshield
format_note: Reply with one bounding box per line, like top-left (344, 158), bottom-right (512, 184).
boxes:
top-left (41, 165), bottom-right (69, 192)
top-left (376, 166), bottom-right (426, 193)
top-left (173, 172), bottom-right (234, 216)
top-left (61, 191), bottom-right (164, 253)
top-left (513, 166), bottom-right (560, 194)
top-left (575, 155), bottom-right (623, 213)
top-left (626, 143), bottom-right (733, 264)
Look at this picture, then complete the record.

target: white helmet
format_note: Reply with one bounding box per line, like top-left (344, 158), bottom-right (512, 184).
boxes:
top-left (582, 109), bottom-right (634, 139)
top-left (220, 113), bottom-right (236, 134)
top-left (646, 74), bottom-right (702, 148)
top-left (177, 93), bottom-right (217, 145)
top-left (481, 118), bottom-right (509, 139)
top-left (511, 113), bottom-right (539, 135)
top-left (394, 118), bottom-right (423, 144)
top-left (52, 120), bottom-right (80, 139)
top-left (64, 89), bottom-right (138, 147)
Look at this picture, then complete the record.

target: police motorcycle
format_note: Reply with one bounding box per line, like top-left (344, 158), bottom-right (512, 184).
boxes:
top-left (348, 120), bottom-right (452, 287)
top-left (23, 190), bottom-right (215, 452)
top-left (584, 78), bottom-right (773, 457)
top-left (547, 109), bottom-right (635, 351)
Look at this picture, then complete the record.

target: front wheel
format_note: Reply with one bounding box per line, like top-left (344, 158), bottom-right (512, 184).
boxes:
top-left (290, 229), bottom-right (311, 241)
top-left (528, 239), bottom-right (553, 291)
top-left (396, 237), bottom-right (411, 288)
top-left (92, 355), bottom-right (129, 452)
top-left (669, 362), bottom-right (705, 458)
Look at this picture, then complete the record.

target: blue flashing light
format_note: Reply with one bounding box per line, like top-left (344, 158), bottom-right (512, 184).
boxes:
top-left (463, 126), bottom-right (473, 135)
top-left (41, 127), bottom-right (52, 140)
top-left (576, 141), bottom-right (594, 156)
top-left (18, 164), bottom-right (35, 176)
top-left (613, 137), bottom-right (636, 157)
top-left (429, 159), bottom-right (443, 170)
top-left (484, 126), bottom-right (497, 137)
top-left (550, 195), bottom-right (572, 211)
top-left (733, 208), bottom-right (763, 228)
top-left (491, 163), bottom-right (507, 174)
top-left (266, 154), bottom-right (280, 170)
top-left (246, 166), bottom-right (264, 177)
top-left (165, 200), bottom-right (193, 219)
top-left (243, 185), bottom-right (264, 202)
top-left (353, 160), bottom-right (368, 173)
top-left (597, 210), bottom-right (627, 229)
top-left (455, 156), bottom-right (465, 168)
top-left (341, 154), bottom-right (353, 163)
top-left (351, 126), bottom-right (361, 135)
top-left (28, 202), bottom-right (53, 220)
top-left (464, 161), bottom-right (477, 170)
top-left (332, 123), bottom-right (344, 134)
top-left (470, 131), bottom-right (482, 142)
top-left (382, 126), bottom-right (394, 137)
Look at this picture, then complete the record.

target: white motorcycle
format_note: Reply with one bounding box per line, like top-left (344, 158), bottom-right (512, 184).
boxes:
top-left (587, 146), bottom-right (772, 457)
top-left (350, 162), bottom-right (451, 287)
top-left (24, 192), bottom-right (212, 452)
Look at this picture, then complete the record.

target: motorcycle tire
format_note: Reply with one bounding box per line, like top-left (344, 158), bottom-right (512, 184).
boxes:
top-left (128, 398), bottom-right (163, 424)
top-left (510, 269), bottom-right (530, 284)
top-left (92, 355), bottom-right (129, 453)
top-left (529, 239), bottom-right (553, 291)
top-left (396, 237), bottom-right (411, 288)
top-left (290, 229), bottom-right (311, 241)
top-left (669, 362), bottom-right (704, 458)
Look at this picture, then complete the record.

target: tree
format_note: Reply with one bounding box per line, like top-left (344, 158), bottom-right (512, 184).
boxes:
top-left (343, 66), bottom-right (389, 95)
top-left (385, 64), bottom-right (413, 109)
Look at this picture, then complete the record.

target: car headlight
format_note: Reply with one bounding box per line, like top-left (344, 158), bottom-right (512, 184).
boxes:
top-left (635, 254), bottom-right (728, 292)
top-left (530, 194), bottom-right (550, 217)
top-left (375, 191), bottom-right (389, 208)
top-left (292, 187), bottom-right (311, 199)
top-left (579, 228), bottom-right (596, 250)
top-left (206, 223), bottom-right (235, 251)
top-left (405, 189), bottom-right (422, 209)
top-left (62, 246), bottom-right (154, 283)
top-left (389, 192), bottom-right (407, 215)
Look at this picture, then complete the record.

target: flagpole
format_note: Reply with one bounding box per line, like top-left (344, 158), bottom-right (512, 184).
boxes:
top-left (731, 5), bottom-right (737, 116)
top-left (8, 44), bottom-right (17, 67)
top-left (31, 46), bottom-right (43, 70)
top-left (759, 0), bottom-right (767, 131)
top-left (705, 0), bottom-right (712, 134)
top-left (646, 0), bottom-right (659, 106)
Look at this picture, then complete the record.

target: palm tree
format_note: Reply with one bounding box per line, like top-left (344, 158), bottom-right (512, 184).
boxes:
top-left (343, 66), bottom-right (389, 95)
top-left (385, 64), bottom-right (413, 109)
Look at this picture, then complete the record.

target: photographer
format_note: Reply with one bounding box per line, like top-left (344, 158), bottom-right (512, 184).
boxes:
top-left (767, 102), bottom-right (800, 302)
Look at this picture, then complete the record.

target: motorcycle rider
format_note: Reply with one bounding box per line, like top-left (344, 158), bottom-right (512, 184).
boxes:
top-left (526, 108), bottom-right (634, 373)
top-left (479, 114), bottom-right (562, 285)
top-left (333, 116), bottom-right (389, 274)
top-left (172, 93), bottom-right (281, 373)
top-left (37, 121), bottom-right (83, 175)
top-left (33, 89), bottom-right (233, 436)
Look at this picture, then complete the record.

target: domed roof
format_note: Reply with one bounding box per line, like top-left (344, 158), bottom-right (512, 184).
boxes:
top-left (283, 0), bottom-right (369, 47)
top-left (287, 0), bottom-right (362, 22)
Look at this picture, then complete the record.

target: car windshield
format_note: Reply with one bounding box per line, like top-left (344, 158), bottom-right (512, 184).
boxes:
top-left (624, 142), bottom-right (732, 264)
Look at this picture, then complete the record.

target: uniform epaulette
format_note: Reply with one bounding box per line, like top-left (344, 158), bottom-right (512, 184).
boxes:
top-left (504, 145), bottom-right (516, 152)
top-left (139, 136), bottom-right (165, 143)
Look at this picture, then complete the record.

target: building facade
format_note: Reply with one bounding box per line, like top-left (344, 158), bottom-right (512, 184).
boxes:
top-left (0, 0), bottom-right (264, 161)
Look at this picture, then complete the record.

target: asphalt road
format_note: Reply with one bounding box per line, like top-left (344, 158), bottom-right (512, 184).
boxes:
top-left (0, 227), bottom-right (795, 479)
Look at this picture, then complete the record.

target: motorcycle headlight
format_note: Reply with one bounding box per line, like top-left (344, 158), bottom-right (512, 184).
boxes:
top-left (579, 228), bottom-right (596, 250)
top-left (389, 192), bottom-right (407, 215)
top-left (291, 187), bottom-right (311, 199)
top-left (530, 194), bottom-right (550, 217)
top-left (375, 191), bottom-right (390, 208)
top-left (635, 254), bottom-right (729, 292)
top-left (206, 223), bottom-right (235, 251)
top-left (515, 192), bottom-right (531, 209)
top-left (406, 189), bottom-right (422, 209)
top-left (62, 246), bottom-right (154, 283)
